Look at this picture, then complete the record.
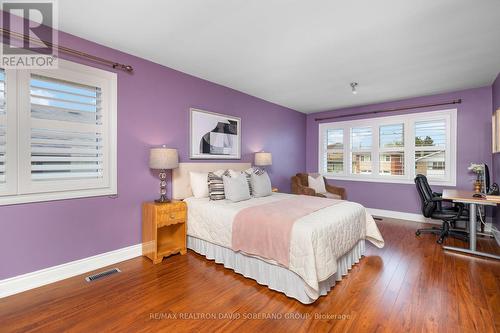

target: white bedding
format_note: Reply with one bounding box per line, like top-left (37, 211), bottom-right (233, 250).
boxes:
top-left (184, 193), bottom-right (384, 299)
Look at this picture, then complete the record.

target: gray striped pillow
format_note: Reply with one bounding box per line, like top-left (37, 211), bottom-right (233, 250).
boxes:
top-left (208, 170), bottom-right (230, 200)
top-left (244, 168), bottom-right (265, 196)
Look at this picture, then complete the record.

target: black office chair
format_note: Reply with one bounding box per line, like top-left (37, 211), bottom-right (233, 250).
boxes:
top-left (414, 175), bottom-right (469, 244)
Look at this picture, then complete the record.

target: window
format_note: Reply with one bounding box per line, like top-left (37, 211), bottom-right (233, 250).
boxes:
top-left (325, 129), bottom-right (343, 173)
top-left (414, 120), bottom-right (446, 179)
top-left (351, 127), bottom-right (372, 175)
top-left (0, 68), bottom-right (16, 197)
top-left (0, 60), bottom-right (117, 205)
top-left (318, 109), bottom-right (457, 185)
top-left (379, 123), bottom-right (404, 176)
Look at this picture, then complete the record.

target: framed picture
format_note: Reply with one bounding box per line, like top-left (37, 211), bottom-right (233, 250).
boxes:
top-left (189, 108), bottom-right (241, 159)
top-left (494, 108), bottom-right (500, 153)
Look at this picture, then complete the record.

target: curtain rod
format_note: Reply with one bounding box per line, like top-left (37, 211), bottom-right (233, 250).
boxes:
top-left (0, 28), bottom-right (134, 72)
top-left (314, 99), bottom-right (462, 121)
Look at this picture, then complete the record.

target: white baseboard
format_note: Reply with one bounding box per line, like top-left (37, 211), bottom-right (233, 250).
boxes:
top-left (368, 208), bottom-right (494, 232)
top-left (0, 243), bottom-right (142, 299)
top-left (367, 208), bottom-right (440, 225)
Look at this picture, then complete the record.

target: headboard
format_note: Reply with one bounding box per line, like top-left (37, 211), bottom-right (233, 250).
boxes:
top-left (172, 162), bottom-right (251, 200)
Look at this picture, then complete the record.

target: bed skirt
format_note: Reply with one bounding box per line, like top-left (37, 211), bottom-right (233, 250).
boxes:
top-left (187, 236), bottom-right (365, 304)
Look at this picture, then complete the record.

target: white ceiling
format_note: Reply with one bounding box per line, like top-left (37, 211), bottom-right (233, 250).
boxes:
top-left (58, 0), bottom-right (500, 113)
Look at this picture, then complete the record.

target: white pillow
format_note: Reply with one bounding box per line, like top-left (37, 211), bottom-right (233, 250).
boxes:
top-left (251, 172), bottom-right (272, 197)
top-left (213, 169), bottom-right (226, 177)
top-left (227, 169), bottom-right (242, 178)
top-left (189, 172), bottom-right (209, 198)
top-left (308, 175), bottom-right (326, 194)
top-left (222, 174), bottom-right (251, 202)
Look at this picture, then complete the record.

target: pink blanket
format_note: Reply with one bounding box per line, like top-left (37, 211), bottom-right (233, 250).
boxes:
top-left (232, 195), bottom-right (339, 267)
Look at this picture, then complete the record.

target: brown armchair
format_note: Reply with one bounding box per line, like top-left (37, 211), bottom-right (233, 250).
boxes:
top-left (291, 173), bottom-right (346, 200)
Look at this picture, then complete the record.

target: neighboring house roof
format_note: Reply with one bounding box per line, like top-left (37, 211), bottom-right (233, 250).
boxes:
top-left (415, 150), bottom-right (444, 162)
top-left (327, 143), bottom-right (343, 149)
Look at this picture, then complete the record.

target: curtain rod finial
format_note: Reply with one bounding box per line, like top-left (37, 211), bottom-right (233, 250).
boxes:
top-left (112, 63), bottom-right (134, 72)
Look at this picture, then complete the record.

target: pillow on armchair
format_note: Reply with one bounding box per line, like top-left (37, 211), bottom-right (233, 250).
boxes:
top-left (308, 175), bottom-right (326, 194)
top-left (291, 172), bottom-right (346, 200)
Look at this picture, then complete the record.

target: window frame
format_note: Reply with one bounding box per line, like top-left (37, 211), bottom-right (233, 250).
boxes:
top-left (0, 59), bottom-right (117, 206)
top-left (324, 128), bottom-right (344, 174)
top-left (350, 126), bottom-right (373, 175)
top-left (318, 109), bottom-right (457, 186)
top-left (378, 123), bottom-right (405, 177)
top-left (0, 69), bottom-right (18, 197)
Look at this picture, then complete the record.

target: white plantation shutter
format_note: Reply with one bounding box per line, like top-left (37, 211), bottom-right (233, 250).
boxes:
top-left (0, 68), bottom-right (18, 197)
top-left (17, 71), bottom-right (111, 195)
top-left (30, 75), bottom-right (104, 182)
top-left (0, 60), bottom-right (116, 205)
top-left (30, 129), bottom-right (104, 180)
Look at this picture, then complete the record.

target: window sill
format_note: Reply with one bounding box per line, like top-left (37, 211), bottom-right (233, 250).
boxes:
top-left (0, 187), bottom-right (117, 206)
top-left (323, 174), bottom-right (456, 187)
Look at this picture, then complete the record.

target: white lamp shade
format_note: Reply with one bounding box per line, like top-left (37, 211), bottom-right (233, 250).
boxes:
top-left (149, 147), bottom-right (179, 170)
top-left (254, 152), bottom-right (272, 166)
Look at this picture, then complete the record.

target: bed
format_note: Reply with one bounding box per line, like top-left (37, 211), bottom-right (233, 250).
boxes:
top-left (172, 163), bottom-right (384, 304)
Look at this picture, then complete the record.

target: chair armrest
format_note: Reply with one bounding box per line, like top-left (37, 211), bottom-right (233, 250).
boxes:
top-left (292, 181), bottom-right (317, 196)
top-left (325, 183), bottom-right (346, 200)
top-left (301, 186), bottom-right (317, 196)
top-left (431, 195), bottom-right (443, 210)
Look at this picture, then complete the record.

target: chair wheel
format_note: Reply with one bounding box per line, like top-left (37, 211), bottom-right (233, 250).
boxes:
top-left (415, 231), bottom-right (421, 236)
top-left (437, 238), bottom-right (444, 244)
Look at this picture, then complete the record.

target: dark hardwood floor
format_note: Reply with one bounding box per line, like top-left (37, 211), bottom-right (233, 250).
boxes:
top-left (1, 219), bottom-right (500, 333)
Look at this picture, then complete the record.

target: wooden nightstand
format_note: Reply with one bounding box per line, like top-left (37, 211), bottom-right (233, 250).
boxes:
top-left (142, 201), bottom-right (187, 264)
top-left (272, 187), bottom-right (279, 192)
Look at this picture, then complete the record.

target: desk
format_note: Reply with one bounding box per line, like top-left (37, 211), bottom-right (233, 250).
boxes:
top-left (442, 189), bottom-right (499, 260)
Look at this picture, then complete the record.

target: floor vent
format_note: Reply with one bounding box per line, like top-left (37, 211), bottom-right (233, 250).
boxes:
top-left (85, 268), bottom-right (121, 282)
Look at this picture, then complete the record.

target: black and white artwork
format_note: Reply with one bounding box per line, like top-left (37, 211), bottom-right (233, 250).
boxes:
top-left (190, 108), bottom-right (241, 159)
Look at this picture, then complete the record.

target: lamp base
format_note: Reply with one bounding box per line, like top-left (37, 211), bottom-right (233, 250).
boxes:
top-left (155, 195), bottom-right (171, 204)
top-left (155, 170), bottom-right (170, 204)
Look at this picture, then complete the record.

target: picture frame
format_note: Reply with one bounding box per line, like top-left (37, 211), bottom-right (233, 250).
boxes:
top-left (189, 108), bottom-right (241, 159)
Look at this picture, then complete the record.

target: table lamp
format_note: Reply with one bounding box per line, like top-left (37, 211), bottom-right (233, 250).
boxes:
top-left (149, 146), bottom-right (179, 203)
top-left (254, 151), bottom-right (272, 171)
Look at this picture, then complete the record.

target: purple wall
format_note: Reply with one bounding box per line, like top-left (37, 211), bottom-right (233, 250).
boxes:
top-left (0, 31), bottom-right (306, 279)
top-left (306, 87), bottom-right (493, 214)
